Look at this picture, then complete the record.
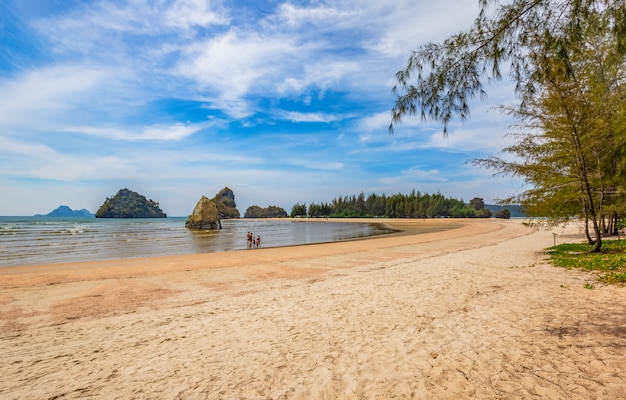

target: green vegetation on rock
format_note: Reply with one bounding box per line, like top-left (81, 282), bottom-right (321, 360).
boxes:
top-left (213, 187), bottom-right (240, 218)
top-left (244, 205), bottom-right (288, 218)
top-left (95, 188), bottom-right (166, 218)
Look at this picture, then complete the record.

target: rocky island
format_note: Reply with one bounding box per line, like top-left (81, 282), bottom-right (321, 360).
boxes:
top-left (185, 196), bottom-right (222, 230)
top-left (185, 187), bottom-right (242, 230)
top-left (244, 205), bottom-right (288, 218)
top-left (95, 188), bottom-right (167, 218)
top-left (213, 187), bottom-right (240, 219)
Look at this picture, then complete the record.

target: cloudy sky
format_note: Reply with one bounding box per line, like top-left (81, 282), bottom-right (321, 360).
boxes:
top-left (0, 0), bottom-right (524, 216)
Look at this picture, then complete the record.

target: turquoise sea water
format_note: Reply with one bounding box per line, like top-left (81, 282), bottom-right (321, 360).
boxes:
top-left (0, 217), bottom-right (395, 267)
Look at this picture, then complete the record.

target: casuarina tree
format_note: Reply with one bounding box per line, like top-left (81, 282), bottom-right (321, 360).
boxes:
top-left (391, 0), bottom-right (626, 251)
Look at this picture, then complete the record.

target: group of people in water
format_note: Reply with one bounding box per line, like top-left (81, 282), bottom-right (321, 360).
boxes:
top-left (246, 231), bottom-right (261, 249)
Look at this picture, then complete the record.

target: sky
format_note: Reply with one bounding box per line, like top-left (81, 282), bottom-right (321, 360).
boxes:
top-left (0, 0), bottom-right (526, 216)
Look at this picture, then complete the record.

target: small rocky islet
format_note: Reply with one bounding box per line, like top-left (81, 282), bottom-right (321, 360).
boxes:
top-left (53, 186), bottom-right (287, 230)
top-left (95, 188), bottom-right (167, 218)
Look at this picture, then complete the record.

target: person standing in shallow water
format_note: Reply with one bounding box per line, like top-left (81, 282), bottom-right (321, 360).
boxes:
top-left (256, 235), bottom-right (261, 248)
top-left (247, 232), bottom-right (253, 249)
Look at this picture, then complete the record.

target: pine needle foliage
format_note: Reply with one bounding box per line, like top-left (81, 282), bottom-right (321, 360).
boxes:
top-left (392, 1), bottom-right (626, 251)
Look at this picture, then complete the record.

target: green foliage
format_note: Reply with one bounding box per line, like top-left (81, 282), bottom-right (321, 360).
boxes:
top-left (476, 209), bottom-right (493, 218)
top-left (244, 205), bottom-right (288, 218)
top-left (390, 0), bottom-right (626, 252)
top-left (469, 197), bottom-right (485, 211)
top-left (547, 239), bottom-right (626, 284)
top-left (495, 208), bottom-right (511, 219)
top-left (467, 3), bottom-right (626, 250)
top-left (95, 188), bottom-right (166, 218)
top-left (391, 0), bottom-right (626, 134)
top-left (485, 204), bottom-right (525, 217)
top-left (290, 203), bottom-right (307, 218)
top-left (294, 191), bottom-right (479, 218)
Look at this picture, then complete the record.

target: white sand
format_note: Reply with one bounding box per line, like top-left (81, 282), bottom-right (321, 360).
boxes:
top-left (0, 219), bottom-right (624, 399)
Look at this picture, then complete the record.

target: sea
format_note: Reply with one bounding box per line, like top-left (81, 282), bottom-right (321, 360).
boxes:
top-left (0, 217), bottom-right (397, 267)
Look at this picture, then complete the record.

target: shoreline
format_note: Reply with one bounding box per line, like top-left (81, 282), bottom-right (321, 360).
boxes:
top-left (0, 216), bottom-right (412, 270)
top-left (0, 217), bottom-right (461, 273)
top-left (1, 218), bottom-right (624, 399)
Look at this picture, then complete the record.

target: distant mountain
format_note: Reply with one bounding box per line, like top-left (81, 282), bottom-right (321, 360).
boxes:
top-left (484, 204), bottom-right (526, 218)
top-left (36, 205), bottom-right (94, 217)
top-left (96, 188), bottom-right (167, 218)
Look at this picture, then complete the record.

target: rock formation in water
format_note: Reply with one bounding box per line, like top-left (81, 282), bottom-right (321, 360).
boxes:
top-left (213, 187), bottom-right (240, 218)
top-left (185, 196), bottom-right (222, 230)
top-left (244, 205), bottom-right (288, 218)
top-left (95, 188), bottom-right (167, 218)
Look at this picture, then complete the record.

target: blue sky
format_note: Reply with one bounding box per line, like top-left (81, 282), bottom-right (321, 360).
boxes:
top-left (0, 0), bottom-right (524, 216)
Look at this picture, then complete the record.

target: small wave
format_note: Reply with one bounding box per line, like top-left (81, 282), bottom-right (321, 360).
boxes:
top-left (0, 217), bottom-right (387, 267)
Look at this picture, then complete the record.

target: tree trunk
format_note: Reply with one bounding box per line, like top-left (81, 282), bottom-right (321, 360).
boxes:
top-left (591, 221), bottom-right (602, 252)
top-left (584, 215), bottom-right (594, 244)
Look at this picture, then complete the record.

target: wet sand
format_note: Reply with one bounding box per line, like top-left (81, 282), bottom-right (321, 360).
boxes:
top-left (1, 218), bottom-right (624, 399)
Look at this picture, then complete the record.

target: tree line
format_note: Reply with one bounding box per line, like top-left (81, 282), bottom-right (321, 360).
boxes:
top-left (290, 192), bottom-right (503, 219)
top-left (392, 1), bottom-right (626, 251)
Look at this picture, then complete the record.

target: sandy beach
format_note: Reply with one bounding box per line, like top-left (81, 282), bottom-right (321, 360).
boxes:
top-left (0, 218), bottom-right (624, 399)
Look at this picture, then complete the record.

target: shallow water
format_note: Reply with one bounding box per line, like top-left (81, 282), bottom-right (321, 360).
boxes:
top-left (0, 217), bottom-right (395, 267)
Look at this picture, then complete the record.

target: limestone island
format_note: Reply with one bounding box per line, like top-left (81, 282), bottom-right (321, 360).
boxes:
top-left (95, 188), bottom-right (167, 218)
top-left (185, 187), bottom-right (243, 230)
top-left (186, 196), bottom-right (222, 230)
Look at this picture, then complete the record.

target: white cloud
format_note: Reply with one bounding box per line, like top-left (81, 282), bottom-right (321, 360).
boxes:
top-left (0, 66), bottom-right (109, 129)
top-left (164, 0), bottom-right (230, 31)
top-left (175, 30), bottom-right (300, 117)
top-left (39, 0), bottom-right (230, 40)
top-left (379, 166), bottom-right (446, 186)
top-left (286, 158), bottom-right (345, 171)
top-left (0, 135), bottom-right (128, 181)
top-left (276, 3), bottom-right (354, 27)
top-left (350, 1), bottom-right (483, 59)
top-left (277, 110), bottom-right (346, 123)
top-left (1, 0), bottom-right (530, 216)
top-left (356, 111), bottom-right (391, 132)
top-left (65, 121), bottom-right (216, 141)
top-left (403, 166), bottom-right (446, 182)
top-left (175, 29), bottom-right (361, 117)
